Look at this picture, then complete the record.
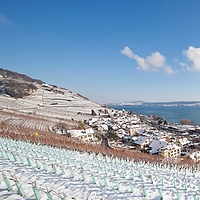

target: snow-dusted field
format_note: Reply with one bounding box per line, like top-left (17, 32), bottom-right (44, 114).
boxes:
top-left (0, 86), bottom-right (105, 121)
top-left (0, 137), bottom-right (200, 200)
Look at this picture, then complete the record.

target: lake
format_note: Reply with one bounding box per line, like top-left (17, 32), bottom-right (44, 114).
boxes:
top-left (110, 105), bottom-right (200, 125)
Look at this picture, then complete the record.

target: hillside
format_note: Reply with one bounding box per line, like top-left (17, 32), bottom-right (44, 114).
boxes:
top-left (0, 68), bottom-right (110, 122)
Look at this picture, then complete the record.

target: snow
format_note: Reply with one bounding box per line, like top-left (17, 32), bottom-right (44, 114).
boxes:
top-left (0, 137), bottom-right (200, 200)
top-left (178, 138), bottom-right (190, 146)
top-left (149, 140), bottom-right (168, 154)
top-left (134, 136), bottom-right (149, 146)
top-left (68, 128), bottom-right (94, 139)
top-left (0, 86), bottom-right (106, 122)
top-left (190, 151), bottom-right (200, 162)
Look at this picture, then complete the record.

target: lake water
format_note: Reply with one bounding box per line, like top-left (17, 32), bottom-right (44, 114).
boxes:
top-left (110, 105), bottom-right (200, 125)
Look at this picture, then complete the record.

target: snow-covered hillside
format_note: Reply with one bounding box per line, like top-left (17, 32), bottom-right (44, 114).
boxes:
top-left (0, 68), bottom-right (111, 122)
top-left (0, 84), bottom-right (110, 122)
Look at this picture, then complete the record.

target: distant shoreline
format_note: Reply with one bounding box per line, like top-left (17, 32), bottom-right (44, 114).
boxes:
top-left (107, 101), bottom-right (200, 107)
top-left (110, 105), bottom-right (200, 125)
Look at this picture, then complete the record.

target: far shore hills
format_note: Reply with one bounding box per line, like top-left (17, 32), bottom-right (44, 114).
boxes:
top-left (108, 101), bottom-right (200, 107)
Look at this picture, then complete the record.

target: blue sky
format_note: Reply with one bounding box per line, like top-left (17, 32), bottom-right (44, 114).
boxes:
top-left (0, 0), bottom-right (200, 104)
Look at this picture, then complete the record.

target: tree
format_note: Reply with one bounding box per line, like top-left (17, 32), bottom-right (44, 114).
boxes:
top-left (78, 121), bottom-right (85, 130)
top-left (180, 119), bottom-right (191, 125)
top-left (106, 126), bottom-right (119, 141)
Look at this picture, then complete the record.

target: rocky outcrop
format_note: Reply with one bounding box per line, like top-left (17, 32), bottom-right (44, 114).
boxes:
top-left (0, 68), bottom-right (43, 98)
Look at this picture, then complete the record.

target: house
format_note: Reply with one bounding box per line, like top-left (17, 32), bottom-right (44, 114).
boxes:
top-left (177, 137), bottom-right (191, 154)
top-left (177, 137), bottom-right (190, 148)
top-left (159, 144), bottom-right (181, 158)
top-left (100, 124), bottom-right (109, 131)
top-left (121, 135), bottom-right (134, 145)
top-left (134, 136), bottom-right (150, 149)
top-left (149, 139), bottom-right (168, 154)
top-left (67, 128), bottom-right (94, 142)
top-left (129, 124), bottom-right (140, 135)
top-left (88, 118), bottom-right (98, 126)
top-left (116, 129), bottom-right (126, 137)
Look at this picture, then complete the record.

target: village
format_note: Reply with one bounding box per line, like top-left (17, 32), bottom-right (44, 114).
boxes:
top-left (57, 108), bottom-right (200, 163)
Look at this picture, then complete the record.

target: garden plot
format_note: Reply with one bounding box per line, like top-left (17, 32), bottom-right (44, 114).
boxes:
top-left (5, 117), bottom-right (54, 133)
top-left (0, 137), bottom-right (200, 200)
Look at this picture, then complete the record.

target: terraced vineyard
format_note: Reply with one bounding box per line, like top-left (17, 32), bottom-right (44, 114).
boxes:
top-left (0, 137), bottom-right (200, 200)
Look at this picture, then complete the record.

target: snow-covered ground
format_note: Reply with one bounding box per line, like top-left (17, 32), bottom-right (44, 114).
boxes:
top-left (0, 86), bottom-right (107, 121)
top-left (0, 137), bottom-right (200, 200)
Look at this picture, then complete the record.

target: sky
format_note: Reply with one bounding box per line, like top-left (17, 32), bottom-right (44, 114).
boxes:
top-left (0, 0), bottom-right (200, 104)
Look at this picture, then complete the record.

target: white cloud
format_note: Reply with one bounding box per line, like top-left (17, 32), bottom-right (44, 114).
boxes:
top-left (121, 46), bottom-right (134, 59)
top-left (0, 13), bottom-right (14, 25)
top-left (121, 46), bottom-right (174, 74)
top-left (182, 46), bottom-right (200, 72)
